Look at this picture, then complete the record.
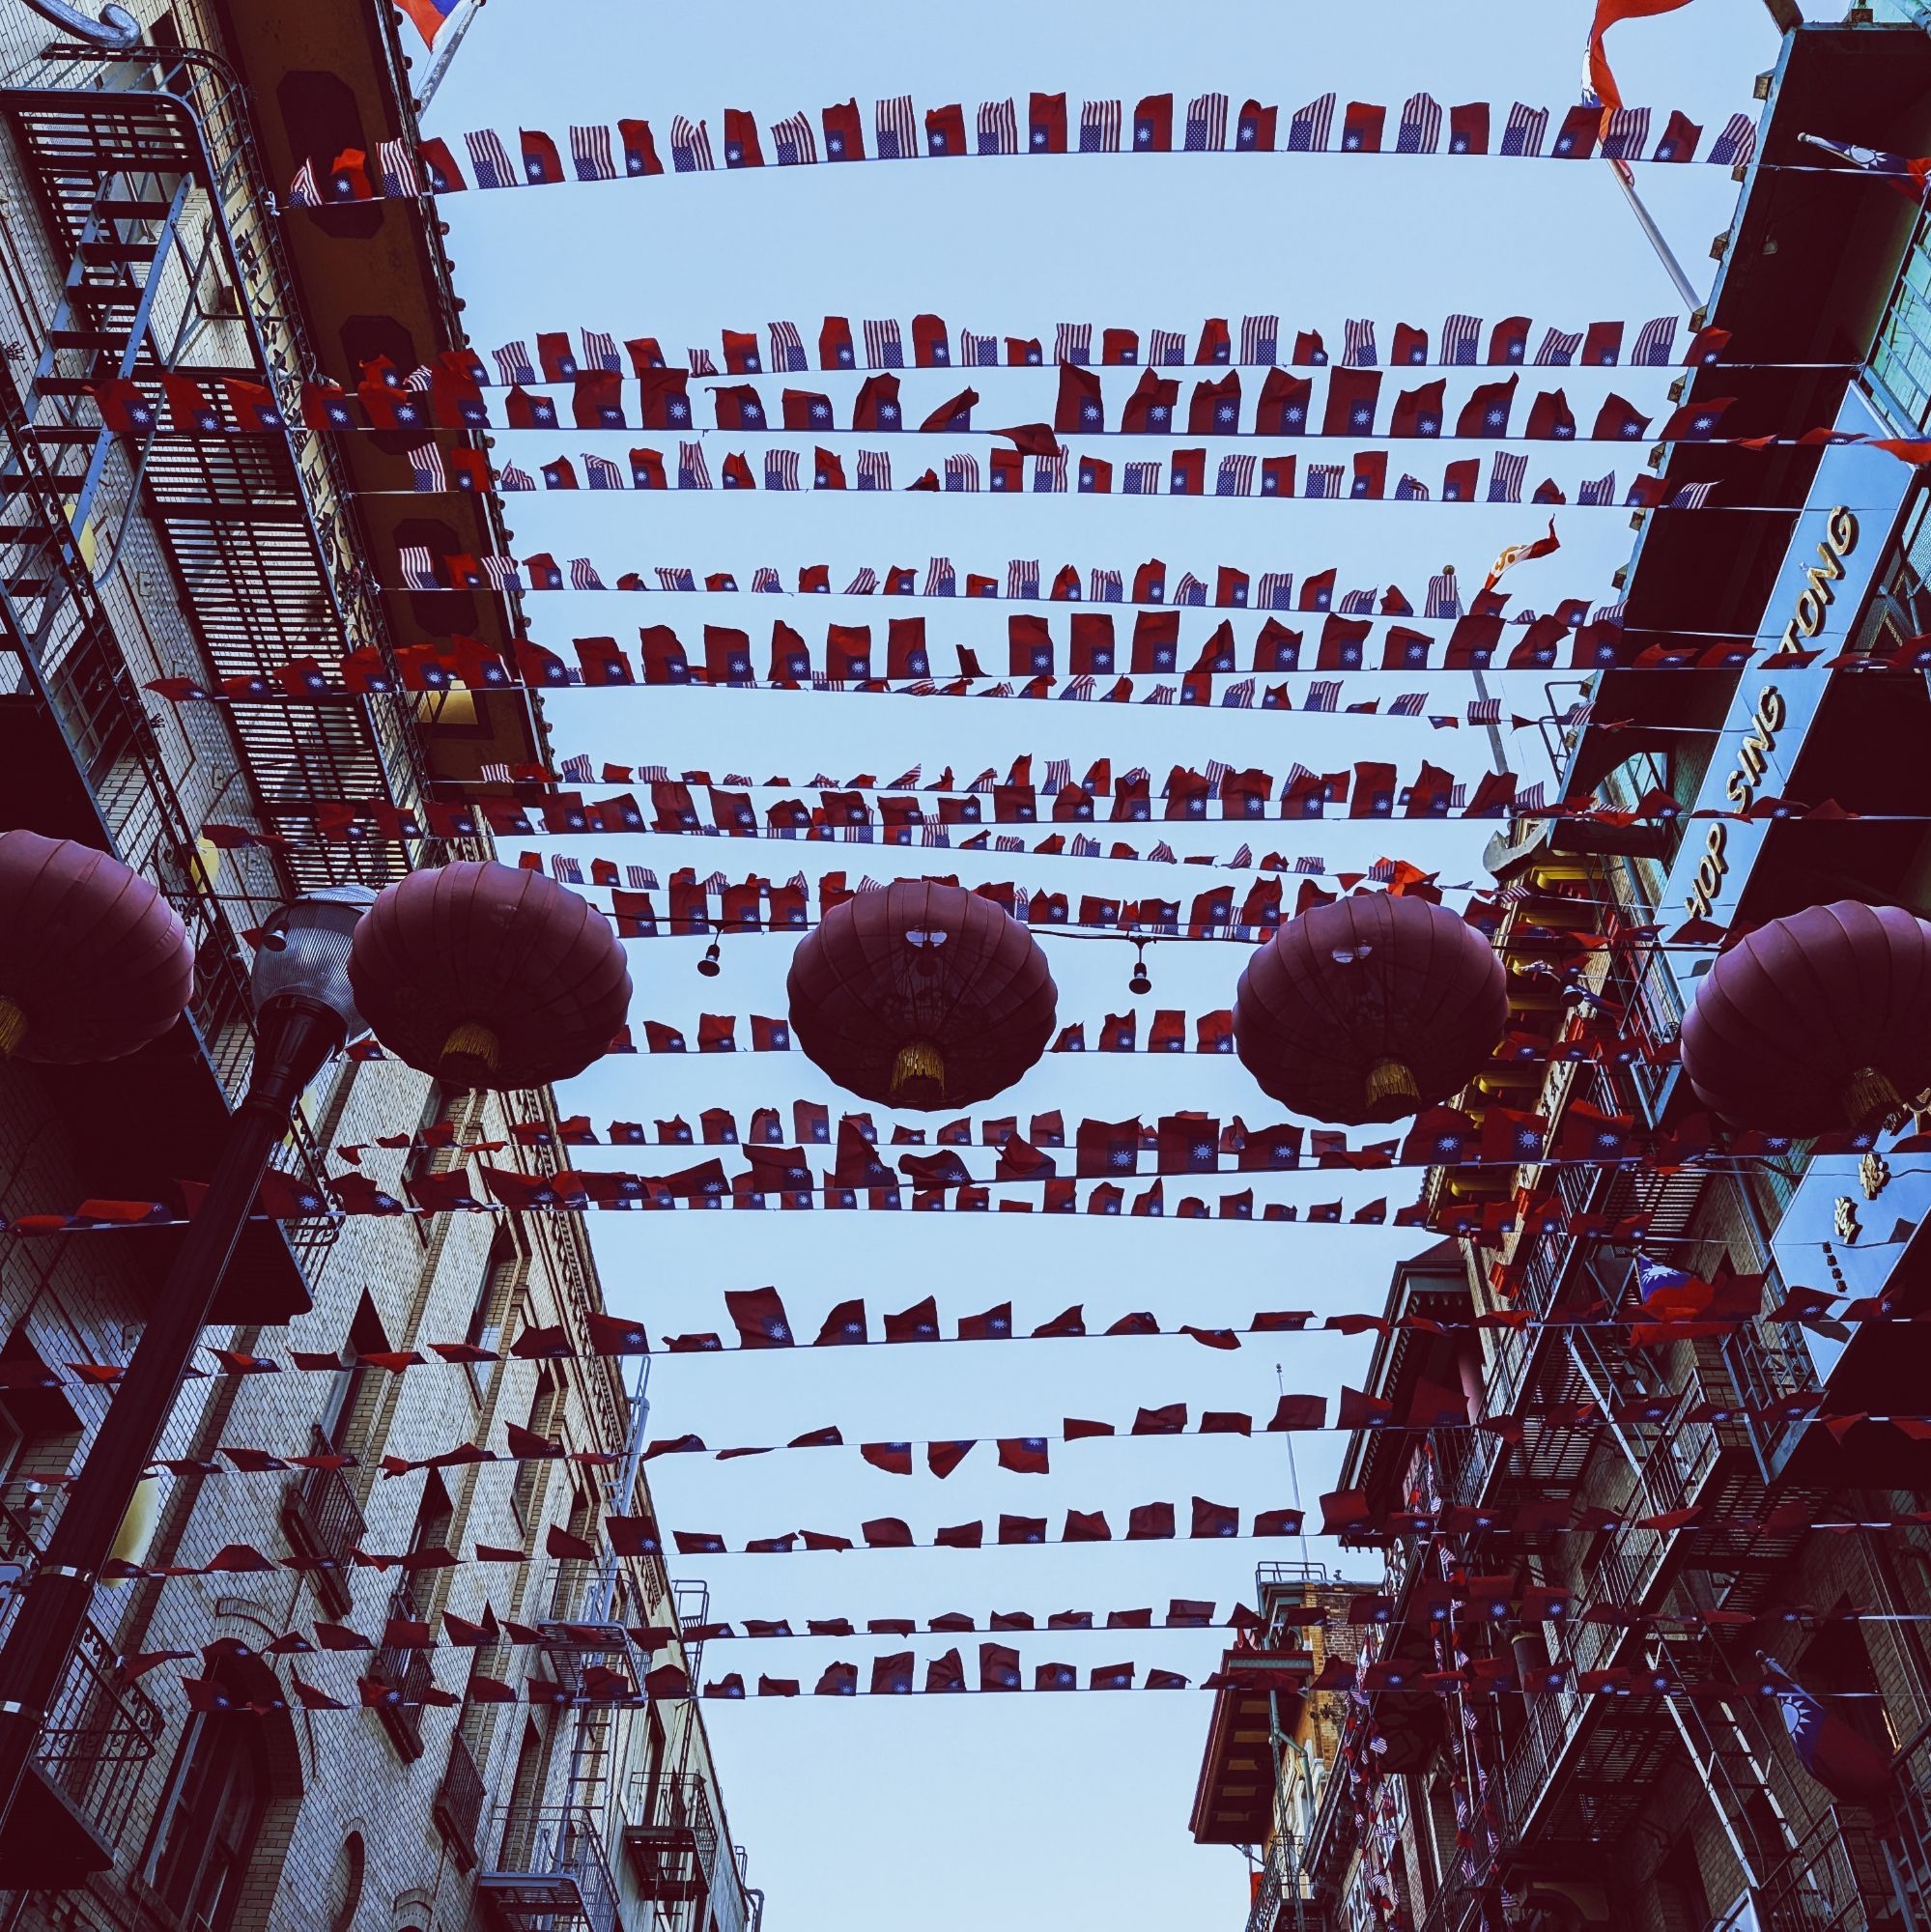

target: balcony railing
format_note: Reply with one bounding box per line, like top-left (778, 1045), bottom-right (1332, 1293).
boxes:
top-left (623, 1772), bottom-right (720, 1906)
top-left (480, 1806), bottom-right (619, 1932)
top-left (433, 1730), bottom-right (487, 1872)
top-left (369, 1581), bottom-right (432, 1761)
top-left (280, 1443), bottom-right (365, 1617)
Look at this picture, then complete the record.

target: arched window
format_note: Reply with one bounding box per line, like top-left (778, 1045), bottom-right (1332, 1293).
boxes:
top-left (147, 1698), bottom-right (269, 1931)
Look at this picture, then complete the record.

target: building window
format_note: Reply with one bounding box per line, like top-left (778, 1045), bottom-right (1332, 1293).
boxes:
top-left (319, 1295), bottom-right (389, 1462)
top-left (147, 1699), bottom-right (269, 1931)
top-left (465, 1230), bottom-right (523, 1406)
top-left (509, 1368), bottom-right (560, 1532)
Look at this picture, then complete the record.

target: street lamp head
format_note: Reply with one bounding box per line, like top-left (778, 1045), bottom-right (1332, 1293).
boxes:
top-left (250, 885), bottom-right (377, 1050)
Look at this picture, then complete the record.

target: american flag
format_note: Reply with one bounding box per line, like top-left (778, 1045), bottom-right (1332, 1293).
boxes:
top-left (1343, 319), bottom-right (1378, 366)
top-left (1669, 480), bottom-right (1718, 507)
top-left (688, 349), bottom-right (718, 375)
top-left (465, 129), bottom-right (518, 189)
top-left (1257, 572), bottom-right (1293, 609)
top-left (1577, 472), bottom-right (1618, 505)
top-left (398, 545), bottom-right (439, 588)
top-left (1534, 327), bottom-right (1582, 366)
top-left (638, 764), bottom-right (672, 783)
top-left (1601, 106), bottom-right (1650, 161)
top-left (1222, 677), bottom-right (1256, 708)
top-left (550, 855), bottom-right (583, 884)
top-left (1337, 587), bottom-right (1376, 614)
top-left (582, 330), bottom-right (622, 372)
top-left (1008, 558), bottom-right (1040, 597)
top-left (1441, 313), bottom-right (1482, 365)
top-left (1034, 452), bottom-right (1068, 491)
top-left (656, 566), bottom-right (696, 589)
top-left (626, 866), bottom-right (657, 891)
top-left (924, 556), bottom-right (956, 596)
top-left (678, 442), bottom-right (712, 489)
top-left (403, 363), bottom-right (434, 391)
top-left (919, 822), bottom-right (950, 844)
top-left (1119, 764), bottom-right (1150, 786)
top-left (764, 450), bottom-right (801, 490)
top-left (570, 125), bottom-right (617, 180)
top-left (856, 450), bottom-right (893, 491)
top-left (482, 556), bottom-right (524, 591)
top-left (961, 330), bottom-right (998, 366)
top-left (1294, 854), bottom-right (1325, 872)
top-left (752, 567), bottom-right (782, 592)
top-left (1148, 840), bottom-right (1178, 863)
top-left (1228, 843), bottom-right (1253, 867)
top-left (1367, 858), bottom-right (1397, 881)
top-left (1055, 323), bottom-right (1092, 365)
top-left (1216, 455), bottom-right (1257, 497)
top-left (1425, 569), bottom-right (1462, 618)
top-left (1288, 93), bottom-right (1336, 152)
top-left (287, 159), bottom-right (323, 208)
top-left (1184, 92), bottom-right (1229, 151)
top-left (1145, 685), bottom-right (1177, 705)
top-left (864, 319), bottom-right (905, 368)
top-left (493, 340), bottom-right (537, 385)
top-left (1149, 328), bottom-right (1186, 366)
top-left (1090, 568), bottom-right (1122, 601)
top-left (875, 95), bottom-right (918, 158)
top-left (1240, 315), bottom-right (1280, 364)
top-left (559, 753), bottom-right (595, 782)
top-left (1488, 450), bottom-right (1527, 502)
top-left (1516, 781), bottom-right (1547, 813)
top-left (670, 117), bottom-right (715, 170)
top-left (978, 99), bottom-right (1018, 154)
top-left (844, 567), bottom-right (879, 594)
top-left (478, 761), bottom-right (514, 786)
top-left (1710, 112), bottom-right (1756, 167)
top-left (1080, 99), bottom-right (1122, 152)
top-left (1394, 473), bottom-right (1430, 499)
top-left (1306, 680), bottom-right (1342, 712)
top-left (1390, 692), bottom-right (1427, 716)
top-left (1631, 316), bottom-right (1677, 365)
top-left (1501, 104), bottom-right (1548, 157)
top-left (498, 462), bottom-right (535, 490)
top-left (379, 138), bottom-right (419, 196)
top-left (1305, 464), bottom-right (1345, 498)
top-left (1062, 674), bottom-right (1097, 700)
top-left (769, 321), bottom-right (807, 371)
top-left (1396, 93), bottom-right (1442, 154)
top-left (944, 454), bottom-right (980, 492)
top-left (1123, 461), bottom-right (1161, 495)
top-left (584, 454), bottom-right (625, 490)
top-left (772, 113), bottom-right (817, 164)
top-left (1173, 572), bottom-right (1208, 605)
top-left (992, 836), bottom-right (1024, 854)
top-left (1467, 697), bottom-right (1503, 724)
top-left (570, 557), bottom-right (607, 589)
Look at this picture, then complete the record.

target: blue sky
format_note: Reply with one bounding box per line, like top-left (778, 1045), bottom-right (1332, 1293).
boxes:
top-left (422, 2), bottom-right (1781, 1924)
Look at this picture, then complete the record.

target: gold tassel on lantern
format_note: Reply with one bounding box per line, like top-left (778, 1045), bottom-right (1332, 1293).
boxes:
top-left (0, 995), bottom-right (24, 1059)
top-left (1366, 1059), bottom-right (1420, 1110)
top-left (891, 1039), bottom-right (945, 1099)
top-left (440, 1020), bottom-right (501, 1081)
top-left (1844, 1065), bottom-right (1904, 1134)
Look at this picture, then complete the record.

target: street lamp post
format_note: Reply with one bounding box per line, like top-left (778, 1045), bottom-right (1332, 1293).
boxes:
top-left (0, 886), bottom-right (374, 1838)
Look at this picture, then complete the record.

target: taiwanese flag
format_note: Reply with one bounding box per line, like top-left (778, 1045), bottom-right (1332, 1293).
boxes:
top-left (723, 110), bottom-right (763, 167)
top-left (1236, 99), bottom-right (1276, 150)
top-left (925, 104), bottom-right (967, 156)
top-left (327, 148), bottom-right (373, 201)
top-left (1592, 394), bottom-right (1652, 440)
top-left (1102, 328), bottom-right (1139, 364)
top-left (1122, 370), bottom-right (1178, 433)
top-left (1628, 1251), bottom-right (1714, 1345)
top-left (920, 386), bottom-right (977, 432)
top-left (163, 374), bottom-right (221, 434)
top-left (1549, 103), bottom-right (1600, 159)
top-left (1322, 369), bottom-right (1380, 436)
top-left (1340, 102), bottom-right (1384, 152)
top-left (1653, 109), bottom-right (1701, 161)
top-left (397, 0), bottom-right (458, 43)
top-left (417, 136), bottom-right (466, 191)
top-left (1457, 374), bottom-right (1519, 437)
top-left (1029, 92), bottom-right (1067, 153)
top-left (575, 371), bottom-right (627, 429)
top-left (1760, 1658), bottom-right (1894, 1804)
top-left (638, 369), bottom-right (692, 429)
top-left (1257, 369), bottom-right (1311, 435)
top-left (1488, 317), bottom-right (1531, 364)
top-left (1056, 363), bottom-right (1104, 432)
top-left (1133, 94), bottom-right (1173, 150)
top-left (92, 379), bottom-right (157, 434)
top-left (521, 129), bottom-right (565, 185)
top-left (1661, 395), bottom-right (1733, 440)
top-left (822, 99), bottom-right (865, 161)
top-left (619, 120), bottom-right (663, 176)
top-left (1526, 388), bottom-right (1576, 439)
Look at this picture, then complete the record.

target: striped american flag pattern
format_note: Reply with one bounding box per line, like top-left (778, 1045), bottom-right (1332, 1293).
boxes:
top-left (809, 673), bottom-right (833, 692)
top-left (670, 117), bottom-right (715, 170)
top-left (1394, 473), bottom-right (1430, 499)
top-left (1257, 572), bottom-right (1293, 609)
top-left (1441, 313), bottom-right (1482, 364)
top-left (493, 341), bottom-right (537, 384)
top-left (654, 567), bottom-right (691, 589)
top-left (1447, 785), bottom-right (1468, 809)
top-left (764, 450), bottom-right (801, 490)
top-left (1041, 758), bottom-right (1072, 793)
top-left (919, 823), bottom-right (950, 844)
top-left (772, 114), bottom-right (817, 164)
top-left (1487, 451), bottom-right (1527, 501)
top-left (398, 545), bottom-right (439, 588)
top-left (678, 443), bottom-right (712, 489)
top-left (1118, 763), bottom-right (1150, 788)
top-left (1034, 452), bottom-right (1068, 491)
top-left (1144, 690), bottom-right (1176, 708)
top-left (1710, 112), bottom-right (1756, 166)
top-left (845, 567), bottom-right (880, 594)
top-left (1080, 99), bottom-right (1122, 152)
top-left (1467, 697), bottom-right (1503, 724)
top-left (403, 363), bottom-right (434, 391)
top-left (1501, 104), bottom-right (1548, 156)
top-left (1337, 588), bottom-right (1376, 614)
top-left (1090, 569), bottom-right (1123, 601)
top-left (1240, 316), bottom-right (1280, 364)
top-left (1008, 558), bottom-right (1040, 597)
top-left (1425, 570), bottom-right (1462, 617)
top-left (978, 99), bottom-right (1018, 154)
top-left (944, 454), bottom-right (980, 492)
top-left (559, 754), bottom-right (595, 783)
top-left (1367, 859), bottom-right (1397, 882)
top-left (626, 866), bottom-right (657, 891)
top-left (1305, 464), bottom-right (1345, 498)
top-left (1390, 692), bottom-right (1427, 716)
top-left (1342, 319), bottom-right (1378, 366)
top-left (1396, 93), bottom-right (1442, 154)
top-left (1222, 678), bottom-right (1256, 709)
top-left (584, 455), bottom-right (625, 489)
top-left (1063, 675), bottom-right (1097, 701)
top-left (550, 856), bottom-right (584, 884)
top-left (1577, 473), bottom-right (1617, 505)
top-left (1174, 573), bottom-right (1209, 605)
top-left (1184, 92), bottom-right (1229, 150)
top-left (287, 159), bottom-right (323, 208)
top-left (571, 125), bottom-right (617, 180)
top-left (1631, 316), bottom-right (1677, 365)
top-left (1516, 781), bottom-right (1547, 813)
top-left (1294, 854), bottom-right (1325, 872)
top-left (498, 462), bottom-right (535, 491)
top-left (857, 450), bottom-right (893, 490)
top-left (380, 139), bottom-right (419, 196)
top-left (1123, 461), bottom-right (1161, 495)
top-left (465, 129), bottom-right (518, 188)
top-left (966, 767), bottom-right (998, 792)
top-left (1216, 456), bottom-right (1257, 496)
top-left (752, 567), bottom-right (782, 592)
top-left (1150, 328), bottom-right (1186, 366)
top-left (688, 349), bottom-right (718, 375)
top-left (582, 330), bottom-right (622, 371)
top-left (1055, 323), bottom-right (1093, 365)
top-left (1288, 93), bottom-right (1336, 151)
top-left (1534, 328), bottom-right (1583, 366)
top-left (875, 96), bottom-right (918, 158)
top-left (1601, 107), bottom-right (1650, 160)
top-left (961, 330), bottom-right (998, 366)
top-left (1669, 480), bottom-right (1718, 507)
top-left (407, 445), bottom-right (446, 492)
top-left (769, 321), bottom-right (807, 371)
top-left (482, 557), bottom-right (524, 591)
top-left (886, 765), bottom-right (923, 788)
top-left (1306, 681), bottom-right (1341, 711)
top-left (924, 556), bottom-right (956, 595)
top-left (1227, 843), bottom-right (1254, 866)
top-left (570, 558), bottom-right (608, 589)
top-left (993, 836), bottom-right (1025, 853)
top-left (864, 320), bottom-right (905, 368)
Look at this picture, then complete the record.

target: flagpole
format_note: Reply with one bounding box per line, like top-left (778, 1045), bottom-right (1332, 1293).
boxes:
top-left (416, 0), bottom-right (487, 112)
top-left (1609, 159), bottom-right (1702, 309)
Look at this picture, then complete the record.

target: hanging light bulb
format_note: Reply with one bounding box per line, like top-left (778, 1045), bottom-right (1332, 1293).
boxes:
top-left (1128, 941), bottom-right (1151, 997)
top-left (697, 941), bottom-right (723, 979)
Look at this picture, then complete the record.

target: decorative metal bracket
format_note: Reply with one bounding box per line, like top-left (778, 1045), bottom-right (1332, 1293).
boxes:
top-left (19, 1), bottom-right (140, 50)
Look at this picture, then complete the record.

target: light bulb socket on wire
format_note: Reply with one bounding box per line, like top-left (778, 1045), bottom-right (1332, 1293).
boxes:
top-left (697, 941), bottom-right (722, 980)
top-left (1128, 939), bottom-right (1151, 997)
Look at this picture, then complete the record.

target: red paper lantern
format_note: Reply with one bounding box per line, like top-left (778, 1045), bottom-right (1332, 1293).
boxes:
top-left (0, 830), bottom-right (192, 1063)
top-left (787, 881), bottom-right (1057, 1109)
top-left (1235, 895), bottom-right (1507, 1123)
top-left (1680, 899), bottom-right (1931, 1134)
top-left (348, 862), bottom-right (631, 1088)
